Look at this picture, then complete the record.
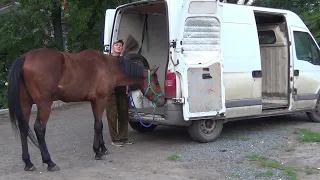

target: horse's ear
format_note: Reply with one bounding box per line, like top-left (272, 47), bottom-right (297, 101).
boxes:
top-left (151, 65), bottom-right (159, 74)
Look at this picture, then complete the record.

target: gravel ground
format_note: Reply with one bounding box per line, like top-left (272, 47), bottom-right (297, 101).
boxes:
top-left (0, 102), bottom-right (319, 180)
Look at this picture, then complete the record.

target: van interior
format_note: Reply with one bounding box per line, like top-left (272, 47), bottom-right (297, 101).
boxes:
top-left (112, 1), bottom-right (169, 103)
top-left (254, 12), bottom-right (290, 110)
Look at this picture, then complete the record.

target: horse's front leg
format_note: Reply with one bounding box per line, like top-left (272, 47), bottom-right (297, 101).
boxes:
top-left (90, 98), bottom-right (108, 160)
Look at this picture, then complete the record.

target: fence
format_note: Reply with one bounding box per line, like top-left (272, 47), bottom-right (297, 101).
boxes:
top-left (0, 100), bottom-right (69, 116)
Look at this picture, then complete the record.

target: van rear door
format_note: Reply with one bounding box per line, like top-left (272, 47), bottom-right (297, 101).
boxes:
top-left (174, 0), bottom-right (226, 120)
top-left (103, 9), bottom-right (116, 54)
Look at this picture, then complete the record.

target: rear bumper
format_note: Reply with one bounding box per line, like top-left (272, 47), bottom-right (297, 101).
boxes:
top-left (128, 101), bottom-right (191, 126)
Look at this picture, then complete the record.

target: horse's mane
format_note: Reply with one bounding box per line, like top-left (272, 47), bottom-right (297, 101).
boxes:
top-left (117, 57), bottom-right (145, 79)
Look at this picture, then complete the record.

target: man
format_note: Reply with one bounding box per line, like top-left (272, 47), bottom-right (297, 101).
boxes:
top-left (106, 39), bottom-right (133, 147)
top-left (110, 39), bottom-right (124, 57)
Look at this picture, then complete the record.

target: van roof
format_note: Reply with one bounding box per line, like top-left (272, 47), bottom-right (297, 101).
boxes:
top-left (222, 2), bottom-right (291, 14)
top-left (220, 2), bottom-right (308, 30)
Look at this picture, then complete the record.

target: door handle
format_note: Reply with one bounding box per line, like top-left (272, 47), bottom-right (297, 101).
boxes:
top-left (202, 73), bottom-right (212, 79)
top-left (294, 70), bottom-right (299, 76)
top-left (252, 70), bottom-right (262, 78)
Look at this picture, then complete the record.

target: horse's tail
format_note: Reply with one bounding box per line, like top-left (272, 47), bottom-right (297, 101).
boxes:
top-left (7, 56), bottom-right (39, 148)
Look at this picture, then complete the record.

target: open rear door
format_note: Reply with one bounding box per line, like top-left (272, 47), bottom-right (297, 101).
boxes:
top-left (173, 0), bottom-right (226, 120)
top-left (103, 9), bottom-right (116, 54)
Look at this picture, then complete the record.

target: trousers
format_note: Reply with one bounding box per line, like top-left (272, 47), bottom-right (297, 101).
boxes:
top-left (105, 87), bottom-right (129, 142)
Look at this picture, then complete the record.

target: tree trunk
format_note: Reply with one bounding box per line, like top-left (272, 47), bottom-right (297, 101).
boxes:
top-left (246, 0), bottom-right (255, 5)
top-left (79, 0), bottom-right (103, 51)
top-left (237, 0), bottom-right (246, 4)
top-left (52, 0), bottom-right (64, 51)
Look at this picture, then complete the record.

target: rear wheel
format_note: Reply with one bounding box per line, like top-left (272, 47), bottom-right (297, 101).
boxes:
top-left (188, 119), bottom-right (224, 143)
top-left (306, 98), bottom-right (320, 123)
top-left (129, 121), bottom-right (157, 133)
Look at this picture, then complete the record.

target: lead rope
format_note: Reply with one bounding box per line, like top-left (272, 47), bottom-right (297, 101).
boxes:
top-left (128, 93), bottom-right (156, 128)
top-left (127, 69), bottom-right (164, 127)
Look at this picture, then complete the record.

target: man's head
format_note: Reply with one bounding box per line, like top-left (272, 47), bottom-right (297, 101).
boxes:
top-left (112, 39), bottom-right (124, 56)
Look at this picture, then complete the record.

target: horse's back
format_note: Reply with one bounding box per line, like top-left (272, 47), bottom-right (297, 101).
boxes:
top-left (22, 48), bottom-right (110, 102)
top-left (55, 49), bottom-right (109, 101)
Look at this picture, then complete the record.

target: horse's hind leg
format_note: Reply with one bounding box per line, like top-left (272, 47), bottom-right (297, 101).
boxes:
top-left (91, 99), bottom-right (108, 160)
top-left (33, 100), bottom-right (60, 171)
top-left (20, 90), bottom-right (35, 171)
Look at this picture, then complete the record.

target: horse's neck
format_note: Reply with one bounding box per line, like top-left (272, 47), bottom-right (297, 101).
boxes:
top-left (111, 56), bottom-right (147, 87)
top-left (115, 69), bottom-right (147, 87)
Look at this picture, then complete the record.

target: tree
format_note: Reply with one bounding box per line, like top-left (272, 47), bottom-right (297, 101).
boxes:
top-left (228, 0), bottom-right (320, 43)
top-left (252, 0), bottom-right (320, 43)
top-left (0, 0), bottom-right (134, 108)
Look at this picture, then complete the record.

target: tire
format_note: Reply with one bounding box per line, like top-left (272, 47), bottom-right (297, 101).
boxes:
top-left (306, 98), bottom-right (320, 123)
top-left (123, 53), bottom-right (150, 90)
top-left (188, 119), bottom-right (224, 143)
top-left (129, 121), bottom-right (157, 133)
top-left (123, 53), bottom-right (150, 68)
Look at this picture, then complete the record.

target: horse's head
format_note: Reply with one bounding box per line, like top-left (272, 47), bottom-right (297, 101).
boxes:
top-left (140, 65), bottom-right (165, 107)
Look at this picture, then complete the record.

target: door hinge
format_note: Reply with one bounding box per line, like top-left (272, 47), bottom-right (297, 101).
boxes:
top-left (170, 41), bottom-right (176, 48)
top-left (289, 88), bottom-right (297, 95)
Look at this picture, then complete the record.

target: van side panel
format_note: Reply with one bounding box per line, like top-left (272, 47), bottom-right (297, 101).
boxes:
top-left (220, 5), bottom-right (262, 118)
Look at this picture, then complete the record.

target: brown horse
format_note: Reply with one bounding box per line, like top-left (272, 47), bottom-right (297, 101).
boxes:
top-left (7, 48), bottom-right (165, 172)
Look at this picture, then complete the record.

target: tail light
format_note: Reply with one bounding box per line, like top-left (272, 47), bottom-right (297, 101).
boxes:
top-left (165, 70), bottom-right (176, 98)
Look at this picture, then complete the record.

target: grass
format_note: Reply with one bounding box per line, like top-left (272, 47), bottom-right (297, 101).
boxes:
top-left (293, 129), bottom-right (320, 142)
top-left (304, 167), bottom-right (317, 175)
top-left (229, 173), bottom-right (241, 178)
top-left (246, 154), bottom-right (297, 180)
top-left (167, 153), bottom-right (181, 161)
top-left (247, 154), bottom-right (267, 161)
top-left (255, 170), bottom-right (274, 177)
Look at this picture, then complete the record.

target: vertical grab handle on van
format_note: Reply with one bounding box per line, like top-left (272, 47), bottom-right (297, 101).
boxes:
top-left (252, 70), bottom-right (262, 78)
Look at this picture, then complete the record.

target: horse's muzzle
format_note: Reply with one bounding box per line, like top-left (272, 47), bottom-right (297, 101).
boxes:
top-left (155, 97), bottom-right (165, 107)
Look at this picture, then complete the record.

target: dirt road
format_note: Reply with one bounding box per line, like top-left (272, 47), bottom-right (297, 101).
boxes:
top-left (0, 102), bottom-right (319, 180)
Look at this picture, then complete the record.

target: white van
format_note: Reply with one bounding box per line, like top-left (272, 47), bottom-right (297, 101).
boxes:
top-left (103, 0), bottom-right (320, 143)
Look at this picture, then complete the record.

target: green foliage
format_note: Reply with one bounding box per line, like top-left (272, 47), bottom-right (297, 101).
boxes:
top-left (0, 0), bottom-right (12, 7)
top-left (253, 0), bottom-right (320, 43)
top-left (0, 0), bottom-right (58, 108)
top-left (301, 11), bottom-right (320, 43)
top-left (64, 0), bottom-right (137, 52)
top-left (0, 0), bottom-right (134, 108)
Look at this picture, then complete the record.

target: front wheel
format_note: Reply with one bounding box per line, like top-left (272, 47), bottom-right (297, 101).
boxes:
top-left (306, 98), bottom-right (320, 123)
top-left (188, 119), bottom-right (224, 143)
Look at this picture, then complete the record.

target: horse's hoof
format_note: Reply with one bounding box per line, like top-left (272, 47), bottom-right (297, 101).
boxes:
top-left (47, 165), bottom-right (60, 172)
top-left (24, 165), bottom-right (36, 171)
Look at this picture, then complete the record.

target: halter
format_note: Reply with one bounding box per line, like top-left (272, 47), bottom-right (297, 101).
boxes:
top-left (128, 69), bottom-right (165, 128)
top-left (143, 69), bottom-right (164, 104)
